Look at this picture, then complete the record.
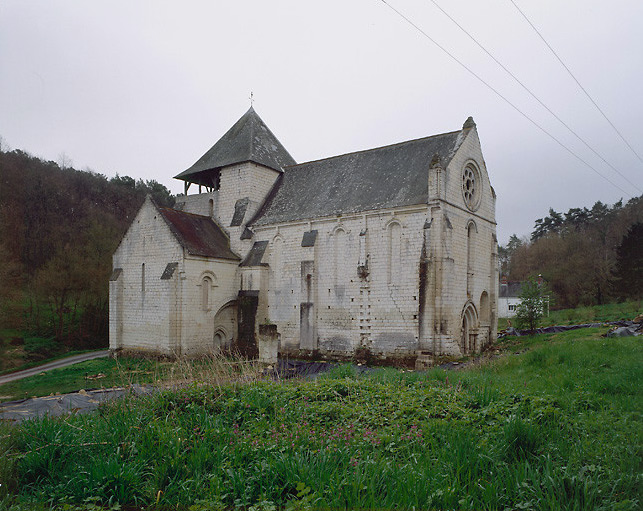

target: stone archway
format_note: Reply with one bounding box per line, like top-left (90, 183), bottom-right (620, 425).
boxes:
top-left (212, 300), bottom-right (237, 352)
top-left (461, 303), bottom-right (479, 355)
top-left (213, 328), bottom-right (227, 350)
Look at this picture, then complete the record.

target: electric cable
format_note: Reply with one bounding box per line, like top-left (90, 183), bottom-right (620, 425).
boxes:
top-left (509, 0), bottom-right (643, 165)
top-left (377, 0), bottom-right (632, 198)
top-left (426, 0), bottom-right (641, 192)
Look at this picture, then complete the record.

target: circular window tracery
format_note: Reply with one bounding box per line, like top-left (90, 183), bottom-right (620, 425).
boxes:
top-left (462, 163), bottom-right (481, 211)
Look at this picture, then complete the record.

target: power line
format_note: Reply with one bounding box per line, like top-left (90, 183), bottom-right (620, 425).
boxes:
top-left (425, 0), bottom-right (641, 193)
top-left (377, 0), bottom-right (632, 198)
top-left (509, 0), bottom-right (643, 165)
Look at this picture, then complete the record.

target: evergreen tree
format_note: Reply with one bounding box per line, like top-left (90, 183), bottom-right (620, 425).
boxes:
top-left (515, 277), bottom-right (549, 332)
top-left (613, 222), bottom-right (643, 300)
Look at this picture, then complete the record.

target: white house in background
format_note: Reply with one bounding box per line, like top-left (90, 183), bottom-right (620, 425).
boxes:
top-left (498, 276), bottom-right (522, 317)
top-left (498, 275), bottom-right (549, 318)
top-left (109, 108), bottom-right (498, 363)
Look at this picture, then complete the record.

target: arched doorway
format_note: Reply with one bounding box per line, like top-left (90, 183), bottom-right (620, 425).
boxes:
top-left (461, 303), bottom-right (479, 354)
top-left (213, 328), bottom-right (227, 350)
top-left (212, 300), bottom-right (237, 353)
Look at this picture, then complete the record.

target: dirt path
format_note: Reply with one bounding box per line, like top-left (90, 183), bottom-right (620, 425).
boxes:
top-left (0, 350), bottom-right (110, 386)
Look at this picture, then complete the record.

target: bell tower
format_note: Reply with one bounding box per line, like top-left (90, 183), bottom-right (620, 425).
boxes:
top-left (173, 107), bottom-right (296, 246)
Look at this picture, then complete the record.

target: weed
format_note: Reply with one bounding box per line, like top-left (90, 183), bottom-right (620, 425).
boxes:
top-left (502, 415), bottom-right (541, 461)
top-left (0, 331), bottom-right (640, 510)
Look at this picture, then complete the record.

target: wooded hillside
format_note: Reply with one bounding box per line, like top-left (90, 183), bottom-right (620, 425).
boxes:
top-left (1, 145), bottom-right (640, 349)
top-left (500, 196), bottom-right (643, 308)
top-left (0, 148), bottom-right (174, 348)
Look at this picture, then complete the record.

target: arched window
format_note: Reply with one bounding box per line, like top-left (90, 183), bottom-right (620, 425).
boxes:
top-left (202, 276), bottom-right (213, 311)
top-left (388, 222), bottom-right (401, 283)
top-left (466, 221), bottom-right (476, 295)
top-left (272, 236), bottom-right (283, 286)
top-left (480, 291), bottom-right (490, 324)
top-left (208, 199), bottom-right (214, 217)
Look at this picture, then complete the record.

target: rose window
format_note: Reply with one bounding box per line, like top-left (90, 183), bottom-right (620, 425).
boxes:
top-left (462, 164), bottom-right (481, 211)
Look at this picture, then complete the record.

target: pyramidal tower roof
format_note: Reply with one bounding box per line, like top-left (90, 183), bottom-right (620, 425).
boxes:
top-left (175, 107), bottom-right (296, 184)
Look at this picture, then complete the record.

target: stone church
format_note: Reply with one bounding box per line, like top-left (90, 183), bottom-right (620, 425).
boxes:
top-left (109, 108), bottom-right (498, 363)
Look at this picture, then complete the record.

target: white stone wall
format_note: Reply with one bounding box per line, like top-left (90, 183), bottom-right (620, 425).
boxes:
top-left (253, 205), bottom-right (428, 357)
top-left (175, 192), bottom-right (218, 217)
top-left (498, 297), bottom-right (521, 317)
top-left (217, 162), bottom-right (281, 224)
top-left (114, 128), bottom-right (498, 360)
top-left (429, 127), bottom-right (497, 354)
top-left (110, 197), bottom-right (242, 357)
top-left (241, 127), bottom-right (499, 359)
top-left (176, 162), bottom-right (281, 257)
top-left (110, 198), bottom-right (183, 355)
top-left (178, 257), bottom-right (239, 355)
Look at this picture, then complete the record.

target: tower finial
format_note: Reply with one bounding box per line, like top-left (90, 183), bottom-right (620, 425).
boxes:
top-left (249, 91), bottom-right (254, 107)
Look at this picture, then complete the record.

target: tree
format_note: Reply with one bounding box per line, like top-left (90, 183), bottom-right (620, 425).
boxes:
top-left (57, 152), bottom-right (73, 170)
top-left (0, 148), bottom-right (177, 347)
top-left (499, 234), bottom-right (524, 277)
top-left (514, 276), bottom-right (549, 333)
top-left (613, 222), bottom-right (643, 300)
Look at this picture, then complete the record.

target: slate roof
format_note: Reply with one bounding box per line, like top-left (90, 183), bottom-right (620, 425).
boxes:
top-left (499, 282), bottom-right (523, 298)
top-left (158, 207), bottom-right (240, 261)
top-left (175, 107), bottom-right (296, 184)
top-left (251, 129), bottom-right (466, 226)
top-left (240, 241), bottom-right (269, 267)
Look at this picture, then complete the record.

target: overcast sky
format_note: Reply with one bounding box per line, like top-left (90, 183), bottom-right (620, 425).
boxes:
top-left (1, 0), bottom-right (641, 244)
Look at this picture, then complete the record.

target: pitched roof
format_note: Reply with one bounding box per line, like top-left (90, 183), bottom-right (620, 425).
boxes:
top-left (251, 129), bottom-right (466, 226)
top-left (158, 207), bottom-right (240, 260)
top-left (499, 282), bottom-right (523, 298)
top-left (240, 241), bottom-right (269, 267)
top-left (175, 107), bottom-right (296, 184)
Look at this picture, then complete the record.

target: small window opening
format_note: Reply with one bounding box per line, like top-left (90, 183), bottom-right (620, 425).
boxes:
top-left (202, 276), bottom-right (212, 311)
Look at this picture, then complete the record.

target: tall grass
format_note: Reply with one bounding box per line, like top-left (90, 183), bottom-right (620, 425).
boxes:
top-left (0, 353), bottom-right (267, 402)
top-left (1, 331), bottom-right (641, 510)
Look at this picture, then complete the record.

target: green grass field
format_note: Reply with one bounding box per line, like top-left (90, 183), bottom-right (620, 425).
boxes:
top-left (0, 357), bottom-right (164, 402)
top-left (0, 330), bottom-right (98, 377)
top-left (1, 326), bottom-right (641, 510)
top-left (0, 297), bottom-right (108, 376)
top-left (499, 299), bottom-right (641, 330)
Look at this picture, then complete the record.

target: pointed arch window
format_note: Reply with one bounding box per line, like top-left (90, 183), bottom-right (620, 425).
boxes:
top-left (272, 236), bottom-right (283, 286)
top-left (201, 275), bottom-right (215, 311)
top-left (388, 222), bottom-right (402, 284)
top-left (466, 221), bottom-right (477, 295)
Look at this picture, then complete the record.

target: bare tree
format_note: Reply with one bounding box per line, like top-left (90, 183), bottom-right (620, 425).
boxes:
top-left (0, 135), bottom-right (10, 152)
top-left (57, 152), bottom-right (73, 170)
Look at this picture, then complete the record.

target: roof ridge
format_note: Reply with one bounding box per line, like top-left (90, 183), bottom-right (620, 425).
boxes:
top-left (175, 107), bottom-right (295, 181)
top-left (283, 129), bottom-right (461, 170)
top-left (158, 206), bottom-right (211, 220)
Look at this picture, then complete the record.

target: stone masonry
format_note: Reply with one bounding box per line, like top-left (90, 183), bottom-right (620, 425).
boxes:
top-left (110, 108), bottom-right (498, 363)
